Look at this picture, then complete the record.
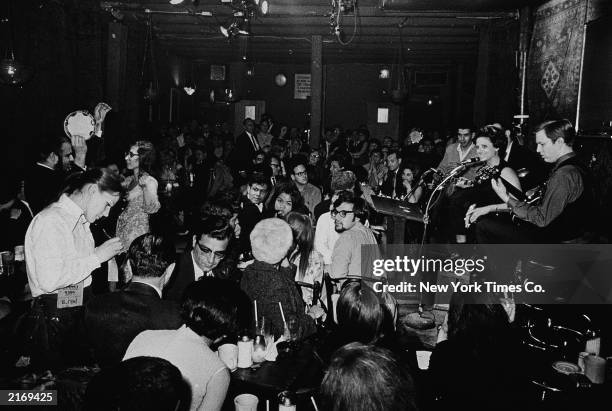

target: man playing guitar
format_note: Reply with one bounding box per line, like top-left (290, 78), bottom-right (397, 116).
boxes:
top-left (474, 119), bottom-right (592, 243)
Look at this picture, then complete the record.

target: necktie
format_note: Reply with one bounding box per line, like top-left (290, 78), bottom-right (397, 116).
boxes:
top-left (248, 133), bottom-right (260, 151)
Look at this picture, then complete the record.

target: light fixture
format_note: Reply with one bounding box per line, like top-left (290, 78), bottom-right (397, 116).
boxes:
top-left (260, 0), bottom-right (269, 15)
top-left (183, 63), bottom-right (197, 95)
top-left (169, 0), bottom-right (184, 4)
top-left (1, 1), bottom-right (34, 86)
top-left (220, 19), bottom-right (250, 39)
top-left (427, 99), bottom-right (433, 106)
top-left (379, 68), bottom-right (390, 79)
top-left (183, 86), bottom-right (196, 95)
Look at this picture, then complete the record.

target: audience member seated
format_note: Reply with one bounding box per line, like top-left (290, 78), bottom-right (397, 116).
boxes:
top-left (0, 174), bottom-right (33, 251)
top-left (320, 342), bottom-right (418, 411)
top-left (85, 234), bottom-right (181, 367)
top-left (266, 181), bottom-right (306, 219)
top-left (124, 278), bottom-right (236, 411)
top-left (240, 218), bottom-right (317, 339)
top-left (237, 173), bottom-right (270, 254)
top-left (287, 211), bottom-right (324, 307)
top-left (164, 215), bottom-right (232, 301)
top-left (289, 156), bottom-right (322, 216)
top-left (84, 356), bottom-right (191, 411)
top-left (428, 292), bottom-right (527, 410)
top-left (319, 282), bottom-right (415, 370)
top-left (330, 191), bottom-right (380, 280)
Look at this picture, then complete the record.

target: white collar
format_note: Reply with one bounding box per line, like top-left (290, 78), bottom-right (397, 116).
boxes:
top-left (191, 250), bottom-right (205, 281)
top-left (36, 162), bottom-right (56, 171)
top-left (133, 280), bottom-right (163, 298)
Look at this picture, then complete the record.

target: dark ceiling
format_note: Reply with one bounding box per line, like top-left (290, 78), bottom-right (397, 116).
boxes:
top-left (102, 0), bottom-right (540, 65)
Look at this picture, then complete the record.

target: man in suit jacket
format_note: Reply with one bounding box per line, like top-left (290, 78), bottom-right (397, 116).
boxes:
top-left (164, 215), bottom-right (233, 302)
top-left (230, 118), bottom-right (260, 174)
top-left (237, 172), bottom-right (270, 253)
top-left (85, 234), bottom-right (182, 367)
top-left (380, 150), bottom-right (403, 198)
top-left (24, 138), bottom-right (64, 215)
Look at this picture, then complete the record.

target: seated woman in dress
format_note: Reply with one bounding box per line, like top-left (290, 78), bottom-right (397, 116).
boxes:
top-left (448, 127), bottom-right (521, 243)
top-left (116, 141), bottom-right (160, 253)
top-left (286, 211), bottom-right (324, 308)
top-left (123, 278), bottom-right (238, 411)
top-left (428, 292), bottom-right (526, 410)
top-left (240, 218), bottom-right (317, 339)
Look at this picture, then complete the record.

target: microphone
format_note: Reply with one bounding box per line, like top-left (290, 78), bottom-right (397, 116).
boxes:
top-left (459, 157), bottom-right (484, 166)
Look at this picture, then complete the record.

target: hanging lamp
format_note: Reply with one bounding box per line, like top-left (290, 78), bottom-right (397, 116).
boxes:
top-left (0, 0), bottom-right (34, 86)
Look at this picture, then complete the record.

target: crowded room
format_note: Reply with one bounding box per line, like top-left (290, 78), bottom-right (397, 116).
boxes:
top-left (2, 0), bottom-right (612, 409)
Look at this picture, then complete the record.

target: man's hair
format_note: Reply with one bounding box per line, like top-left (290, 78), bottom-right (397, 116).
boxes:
top-left (457, 123), bottom-right (475, 132)
top-left (181, 278), bottom-right (239, 340)
top-left (84, 356), bottom-right (191, 411)
top-left (288, 156), bottom-right (308, 174)
top-left (328, 153), bottom-right (352, 171)
top-left (333, 190), bottom-right (368, 223)
top-left (320, 342), bottom-right (417, 411)
top-left (192, 214), bottom-right (232, 242)
top-left (37, 137), bottom-right (63, 162)
top-left (535, 119), bottom-right (576, 147)
top-left (127, 234), bottom-right (175, 279)
top-left (247, 171), bottom-right (270, 188)
top-left (386, 149), bottom-right (401, 161)
top-left (62, 167), bottom-right (123, 196)
top-left (243, 117), bottom-right (254, 126)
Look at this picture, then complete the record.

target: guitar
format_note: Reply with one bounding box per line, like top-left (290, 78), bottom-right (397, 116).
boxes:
top-left (474, 165), bottom-right (527, 202)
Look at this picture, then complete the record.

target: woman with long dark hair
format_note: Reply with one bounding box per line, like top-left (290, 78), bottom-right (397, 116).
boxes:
top-left (116, 141), bottom-right (161, 253)
top-left (286, 211), bottom-right (324, 307)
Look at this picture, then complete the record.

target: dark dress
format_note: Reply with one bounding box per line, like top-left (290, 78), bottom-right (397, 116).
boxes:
top-left (448, 162), bottom-right (516, 236)
top-left (240, 260), bottom-right (316, 339)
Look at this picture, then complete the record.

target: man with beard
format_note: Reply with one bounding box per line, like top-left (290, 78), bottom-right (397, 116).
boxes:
top-left (329, 190), bottom-right (380, 280)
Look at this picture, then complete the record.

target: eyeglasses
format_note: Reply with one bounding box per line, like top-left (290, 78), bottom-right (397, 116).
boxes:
top-left (331, 209), bottom-right (354, 218)
top-left (270, 163), bottom-right (280, 168)
top-left (195, 242), bottom-right (227, 260)
top-left (125, 151), bottom-right (139, 158)
top-left (294, 171), bottom-right (307, 177)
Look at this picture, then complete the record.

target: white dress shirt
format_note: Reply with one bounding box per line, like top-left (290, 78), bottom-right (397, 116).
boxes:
top-left (314, 211), bottom-right (340, 268)
top-left (25, 194), bottom-right (100, 297)
top-left (191, 251), bottom-right (212, 281)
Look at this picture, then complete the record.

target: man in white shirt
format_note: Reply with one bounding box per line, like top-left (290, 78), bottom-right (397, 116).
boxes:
top-left (24, 168), bottom-right (123, 369)
top-left (164, 215), bottom-right (232, 301)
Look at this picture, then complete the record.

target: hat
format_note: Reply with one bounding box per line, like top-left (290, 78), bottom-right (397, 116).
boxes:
top-left (331, 170), bottom-right (356, 192)
top-left (250, 218), bottom-right (293, 265)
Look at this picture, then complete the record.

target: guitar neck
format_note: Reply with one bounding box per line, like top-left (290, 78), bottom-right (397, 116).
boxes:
top-left (499, 176), bottom-right (526, 202)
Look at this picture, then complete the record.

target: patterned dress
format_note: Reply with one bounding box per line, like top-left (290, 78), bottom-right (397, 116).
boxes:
top-left (116, 175), bottom-right (160, 253)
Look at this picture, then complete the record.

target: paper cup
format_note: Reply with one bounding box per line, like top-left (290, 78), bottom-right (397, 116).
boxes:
top-left (584, 355), bottom-right (606, 384)
top-left (416, 350), bottom-right (432, 370)
top-left (218, 344), bottom-right (238, 371)
top-left (234, 393), bottom-right (258, 411)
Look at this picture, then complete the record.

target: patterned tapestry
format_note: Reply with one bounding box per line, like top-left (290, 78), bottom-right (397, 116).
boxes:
top-left (528, 0), bottom-right (587, 126)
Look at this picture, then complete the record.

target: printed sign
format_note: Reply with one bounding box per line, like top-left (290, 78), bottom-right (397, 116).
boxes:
top-left (294, 74), bottom-right (311, 99)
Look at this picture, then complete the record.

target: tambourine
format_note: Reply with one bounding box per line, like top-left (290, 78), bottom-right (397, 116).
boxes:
top-left (64, 110), bottom-right (95, 140)
top-left (64, 102), bottom-right (112, 140)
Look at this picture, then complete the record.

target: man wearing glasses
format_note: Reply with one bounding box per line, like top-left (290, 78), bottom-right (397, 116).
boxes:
top-left (290, 158), bottom-right (321, 216)
top-left (164, 215), bottom-right (231, 302)
top-left (330, 191), bottom-right (380, 280)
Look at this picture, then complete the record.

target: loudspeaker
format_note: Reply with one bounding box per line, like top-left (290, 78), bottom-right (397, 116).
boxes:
top-left (106, 22), bottom-right (128, 111)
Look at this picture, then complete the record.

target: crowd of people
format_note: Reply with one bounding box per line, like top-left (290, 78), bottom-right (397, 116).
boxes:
top-left (0, 114), bottom-right (606, 410)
